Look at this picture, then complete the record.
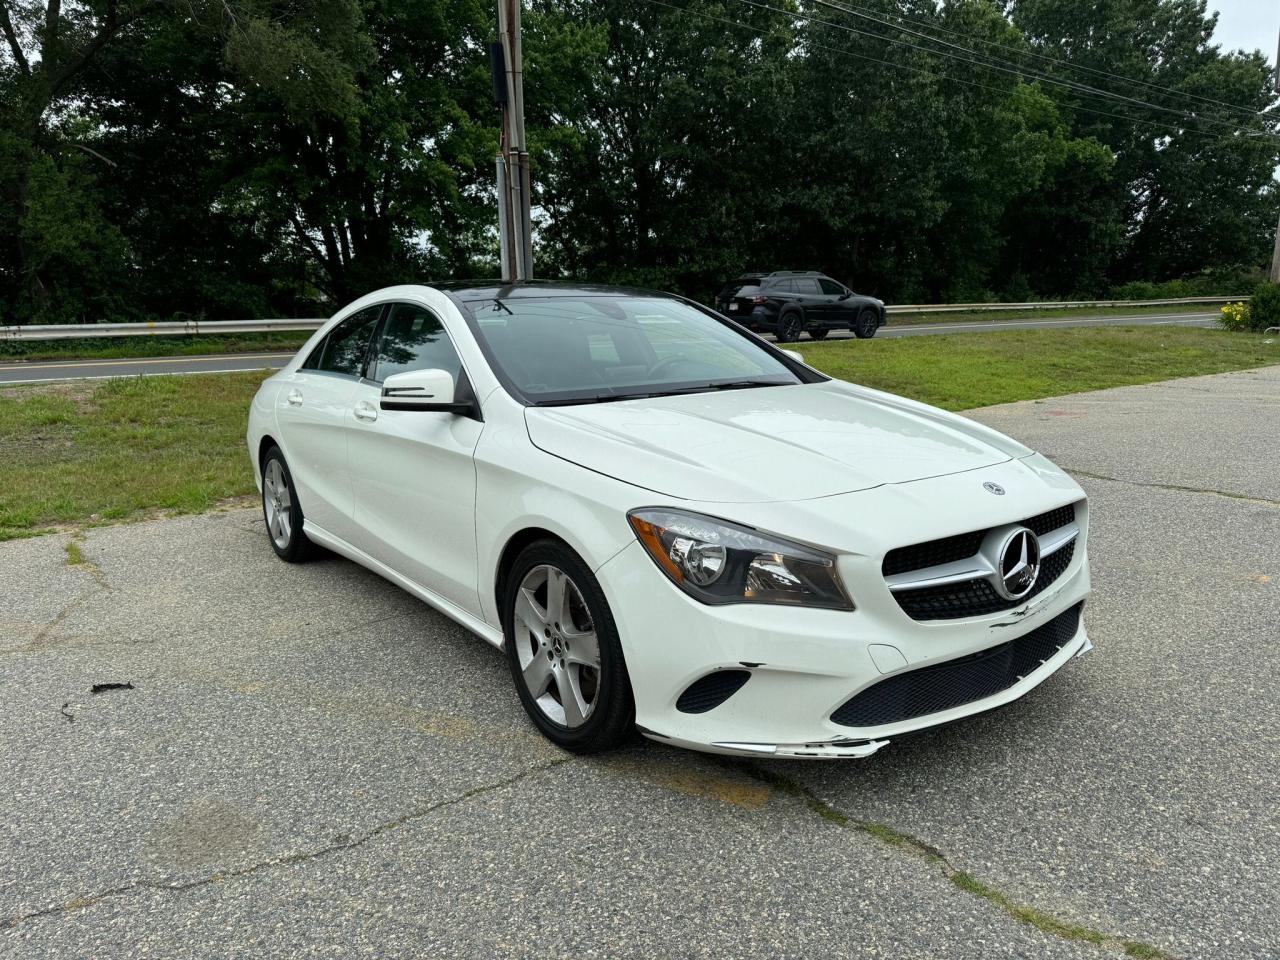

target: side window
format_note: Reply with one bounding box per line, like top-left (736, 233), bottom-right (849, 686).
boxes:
top-left (305, 306), bottom-right (382, 377)
top-left (794, 278), bottom-right (821, 295)
top-left (819, 278), bottom-right (844, 296)
top-left (371, 303), bottom-right (462, 383)
top-left (775, 279), bottom-right (795, 294)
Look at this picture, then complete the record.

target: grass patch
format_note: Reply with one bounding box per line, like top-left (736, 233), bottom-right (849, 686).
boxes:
top-left (800, 325), bottom-right (1280, 410)
top-left (1, 326), bottom-right (1277, 541)
top-left (0, 371), bottom-right (271, 540)
top-left (0, 331), bottom-right (311, 362)
top-left (64, 540), bottom-right (86, 565)
top-left (886, 301), bottom-right (1221, 326)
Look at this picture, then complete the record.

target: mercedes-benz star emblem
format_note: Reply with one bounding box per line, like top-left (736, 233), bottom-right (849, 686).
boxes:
top-left (983, 481), bottom-right (1006, 495)
top-left (995, 527), bottom-right (1041, 600)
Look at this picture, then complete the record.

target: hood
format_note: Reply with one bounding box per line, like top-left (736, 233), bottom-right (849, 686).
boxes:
top-left (524, 381), bottom-right (1031, 503)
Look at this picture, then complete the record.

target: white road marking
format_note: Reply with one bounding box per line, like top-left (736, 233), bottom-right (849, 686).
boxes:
top-left (0, 366), bottom-right (282, 386)
top-left (892, 313), bottom-right (1215, 333)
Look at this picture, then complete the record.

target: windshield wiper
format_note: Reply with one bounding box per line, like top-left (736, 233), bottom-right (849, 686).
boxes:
top-left (702, 379), bottom-right (790, 391)
top-left (534, 392), bottom-right (666, 406)
top-left (533, 380), bottom-right (791, 407)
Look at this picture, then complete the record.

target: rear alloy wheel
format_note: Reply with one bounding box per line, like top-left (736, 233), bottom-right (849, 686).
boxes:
top-left (807, 327), bottom-right (830, 340)
top-left (261, 447), bottom-right (315, 563)
top-left (504, 541), bottom-right (634, 752)
top-left (854, 307), bottom-right (879, 339)
top-left (777, 311), bottom-right (803, 343)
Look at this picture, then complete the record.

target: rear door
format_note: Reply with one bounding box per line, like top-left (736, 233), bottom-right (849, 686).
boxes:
top-left (791, 276), bottom-right (825, 324)
top-left (345, 301), bottom-right (484, 616)
top-left (274, 305), bottom-right (383, 541)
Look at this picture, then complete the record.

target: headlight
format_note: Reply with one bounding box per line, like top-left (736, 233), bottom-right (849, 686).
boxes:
top-left (627, 508), bottom-right (853, 610)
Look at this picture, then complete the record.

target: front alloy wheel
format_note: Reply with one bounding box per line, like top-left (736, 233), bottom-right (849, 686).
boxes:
top-left (854, 307), bottom-right (879, 339)
top-left (504, 541), bottom-right (634, 752)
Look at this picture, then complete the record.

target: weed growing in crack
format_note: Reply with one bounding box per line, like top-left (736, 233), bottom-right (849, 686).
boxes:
top-left (739, 763), bottom-right (1177, 960)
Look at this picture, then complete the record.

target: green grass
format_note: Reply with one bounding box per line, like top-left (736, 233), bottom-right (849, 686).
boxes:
top-left (799, 325), bottom-right (1280, 410)
top-left (0, 331), bottom-right (311, 362)
top-left (887, 301), bottom-right (1224, 326)
top-left (1, 326), bottom-right (1277, 541)
top-left (0, 371), bottom-right (272, 540)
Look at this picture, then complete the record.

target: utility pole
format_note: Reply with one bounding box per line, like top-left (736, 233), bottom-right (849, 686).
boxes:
top-left (1272, 27), bottom-right (1280, 283)
top-left (494, 0), bottom-right (533, 280)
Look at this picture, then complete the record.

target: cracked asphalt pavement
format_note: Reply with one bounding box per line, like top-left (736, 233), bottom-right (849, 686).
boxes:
top-left (2, 366), bottom-right (1277, 959)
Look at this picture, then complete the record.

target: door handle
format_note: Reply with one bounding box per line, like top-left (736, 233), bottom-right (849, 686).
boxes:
top-left (286, 389), bottom-right (303, 407)
top-left (354, 400), bottom-right (379, 423)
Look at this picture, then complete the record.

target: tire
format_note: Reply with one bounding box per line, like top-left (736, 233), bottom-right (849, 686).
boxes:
top-left (261, 446), bottom-right (316, 563)
top-left (777, 311), bottom-right (803, 343)
top-left (807, 327), bottom-right (830, 340)
top-left (503, 540), bottom-right (635, 753)
top-left (854, 307), bottom-right (879, 339)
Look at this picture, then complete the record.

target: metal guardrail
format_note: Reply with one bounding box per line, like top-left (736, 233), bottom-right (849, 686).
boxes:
top-left (0, 296), bottom-right (1246, 341)
top-left (0, 318), bottom-right (325, 342)
top-left (884, 296), bottom-right (1242, 314)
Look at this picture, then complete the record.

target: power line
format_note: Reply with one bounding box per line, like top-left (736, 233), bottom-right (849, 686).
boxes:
top-left (637, 0), bottom-right (1268, 145)
top-left (792, 0), bottom-right (1273, 138)
top-left (810, 0), bottom-right (1271, 121)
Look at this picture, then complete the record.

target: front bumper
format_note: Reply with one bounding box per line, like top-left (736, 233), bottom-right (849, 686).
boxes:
top-left (596, 513), bottom-right (1091, 759)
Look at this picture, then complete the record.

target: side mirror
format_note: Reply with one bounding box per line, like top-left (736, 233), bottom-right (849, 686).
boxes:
top-left (780, 348), bottom-right (804, 363)
top-left (839, 291), bottom-right (852, 300)
top-left (380, 368), bottom-right (470, 414)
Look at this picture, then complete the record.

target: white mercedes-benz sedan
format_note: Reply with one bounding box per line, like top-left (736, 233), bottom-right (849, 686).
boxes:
top-left (247, 283), bottom-right (1091, 758)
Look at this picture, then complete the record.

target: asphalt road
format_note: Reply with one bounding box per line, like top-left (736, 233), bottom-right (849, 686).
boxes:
top-left (2, 365), bottom-right (1276, 958)
top-left (0, 311), bottom-right (1219, 384)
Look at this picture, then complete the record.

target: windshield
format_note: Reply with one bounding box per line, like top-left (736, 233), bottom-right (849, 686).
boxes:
top-left (463, 294), bottom-right (806, 405)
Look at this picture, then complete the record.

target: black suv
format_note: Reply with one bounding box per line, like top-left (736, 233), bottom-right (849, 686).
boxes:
top-left (715, 271), bottom-right (886, 342)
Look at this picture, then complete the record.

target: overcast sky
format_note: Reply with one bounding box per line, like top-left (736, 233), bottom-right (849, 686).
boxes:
top-left (1210, 1), bottom-right (1279, 63)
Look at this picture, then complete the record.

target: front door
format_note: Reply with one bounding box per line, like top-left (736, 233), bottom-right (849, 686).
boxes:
top-left (345, 301), bottom-right (484, 617)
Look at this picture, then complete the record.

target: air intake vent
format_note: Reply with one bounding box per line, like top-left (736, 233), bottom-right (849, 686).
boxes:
top-left (676, 670), bottom-right (751, 714)
top-left (831, 602), bottom-right (1083, 728)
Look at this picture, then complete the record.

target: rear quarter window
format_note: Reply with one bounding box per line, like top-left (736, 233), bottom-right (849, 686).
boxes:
top-left (719, 279), bottom-right (763, 298)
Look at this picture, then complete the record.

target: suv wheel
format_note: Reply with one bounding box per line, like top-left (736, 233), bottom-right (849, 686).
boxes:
top-left (854, 307), bottom-right (879, 339)
top-left (777, 311), bottom-right (803, 343)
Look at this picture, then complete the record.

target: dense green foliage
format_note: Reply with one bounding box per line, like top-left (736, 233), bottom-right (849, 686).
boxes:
top-left (0, 0), bottom-right (1277, 322)
top-left (1245, 282), bottom-right (1280, 331)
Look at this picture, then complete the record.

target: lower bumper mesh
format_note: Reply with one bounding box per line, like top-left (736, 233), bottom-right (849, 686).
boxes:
top-left (831, 602), bottom-right (1084, 728)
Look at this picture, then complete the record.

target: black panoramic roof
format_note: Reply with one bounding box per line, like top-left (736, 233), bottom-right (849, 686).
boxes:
top-left (432, 280), bottom-right (676, 303)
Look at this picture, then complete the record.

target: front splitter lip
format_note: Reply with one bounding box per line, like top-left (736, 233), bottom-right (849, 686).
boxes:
top-left (639, 628), bottom-right (1094, 760)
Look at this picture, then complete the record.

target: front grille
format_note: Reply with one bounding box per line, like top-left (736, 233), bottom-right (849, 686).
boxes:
top-left (884, 502), bottom-right (1077, 578)
top-left (883, 530), bottom-right (985, 577)
top-left (676, 669), bottom-right (751, 714)
top-left (885, 501), bottom-right (1080, 621)
top-left (831, 603), bottom-right (1083, 728)
top-left (895, 540), bottom-right (1076, 620)
top-left (1025, 504), bottom-right (1076, 538)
